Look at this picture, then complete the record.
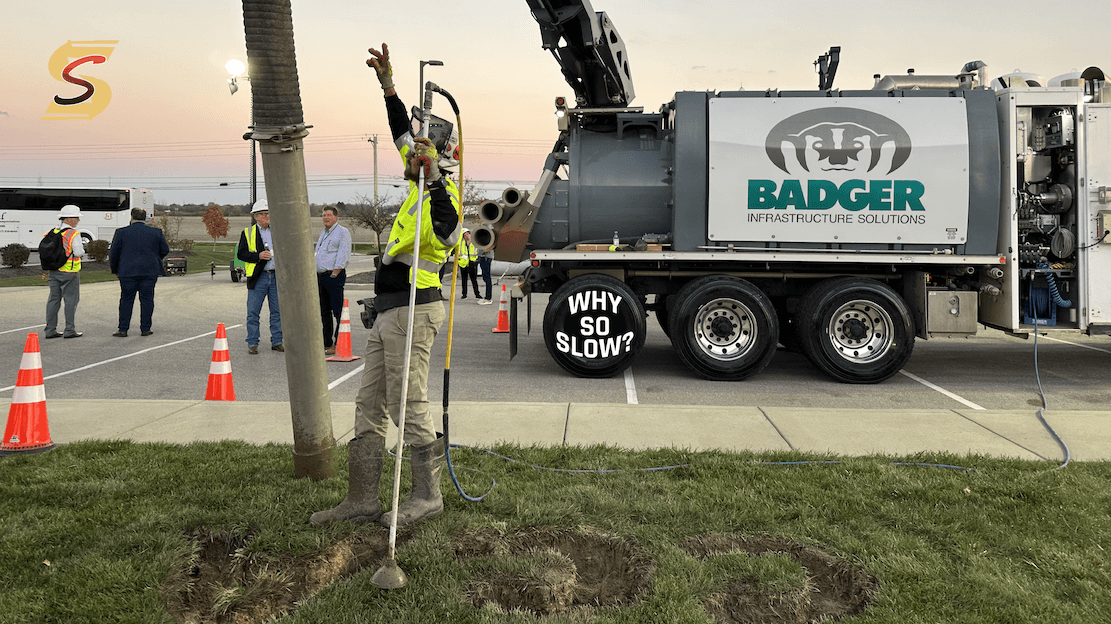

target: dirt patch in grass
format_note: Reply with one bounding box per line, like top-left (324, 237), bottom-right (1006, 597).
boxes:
top-left (681, 533), bottom-right (880, 623)
top-left (453, 525), bottom-right (655, 617)
top-left (161, 525), bottom-right (400, 624)
top-left (159, 525), bottom-right (875, 623)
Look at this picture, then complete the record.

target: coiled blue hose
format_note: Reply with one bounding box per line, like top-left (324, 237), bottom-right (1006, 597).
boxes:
top-left (1037, 262), bottom-right (1071, 308)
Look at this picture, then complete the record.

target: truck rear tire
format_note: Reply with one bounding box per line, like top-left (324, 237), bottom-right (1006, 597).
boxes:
top-left (668, 276), bottom-right (779, 381)
top-left (543, 274), bottom-right (646, 378)
top-left (796, 277), bottom-right (915, 384)
top-left (655, 295), bottom-right (671, 338)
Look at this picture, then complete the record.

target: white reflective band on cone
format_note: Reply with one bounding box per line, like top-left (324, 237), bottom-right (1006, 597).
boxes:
top-left (20, 352), bottom-right (42, 370)
top-left (213, 339), bottom-right (229, 351)
top-left (209, 361), bottom-right (232, 375)
top-left (12, 385), bottom-right (46, 404)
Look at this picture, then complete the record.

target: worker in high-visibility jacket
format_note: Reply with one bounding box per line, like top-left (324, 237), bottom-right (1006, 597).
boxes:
top-left (456, 228), bottom-right (480, 300)
top-left (43, 204), bottom-right (85, 339)
top-left (312, 42), bottom-right (462, 529)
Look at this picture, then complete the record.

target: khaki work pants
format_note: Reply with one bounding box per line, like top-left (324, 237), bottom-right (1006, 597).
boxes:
top-left (353, 302), bottom-right (444, 446)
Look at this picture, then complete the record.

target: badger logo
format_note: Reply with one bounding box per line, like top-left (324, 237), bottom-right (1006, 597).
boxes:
top-left (765, 108), bottom-right (912, 175)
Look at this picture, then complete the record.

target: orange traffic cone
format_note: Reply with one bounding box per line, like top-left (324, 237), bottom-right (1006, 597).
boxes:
top-left (327, 299), bottom-right (362, 362)
top-left (1, 333), bottom-right (54, 456)
top-left (205, 323), bottom-right (236, 401)
top-left (492, 283), bottom-right (510, 333)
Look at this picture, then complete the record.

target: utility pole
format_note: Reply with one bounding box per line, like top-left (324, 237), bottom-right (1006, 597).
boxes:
top-left (368, 134), bottom-right (379, 202)
top-left (241, 0), bottom-right (335, 480)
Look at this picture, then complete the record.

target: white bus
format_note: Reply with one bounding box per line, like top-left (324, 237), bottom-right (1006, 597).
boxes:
top-left (0, 187), bottom-right (154, 249)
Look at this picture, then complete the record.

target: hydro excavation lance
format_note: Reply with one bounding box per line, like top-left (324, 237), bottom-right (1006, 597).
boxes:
top-left (369, 80), bottom-right (437, 592)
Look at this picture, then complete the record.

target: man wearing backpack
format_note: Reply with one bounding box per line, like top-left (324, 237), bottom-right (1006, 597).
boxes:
top-left (43, 204), bottom-right (86, 339)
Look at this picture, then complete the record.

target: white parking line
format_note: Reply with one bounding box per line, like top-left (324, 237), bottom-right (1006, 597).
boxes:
top-left (624, 367), bottom-right (639, 404)
top-left (1, 325), bottom-right (244, 393)
top-left (1040, 335), bottom-right (1111, 354)
top-left (899, 370), bottom-right (985, 410)
top-left (328, 364), bottom-right (364, 390)
top-left (1, 324), bottom-right (45, 336)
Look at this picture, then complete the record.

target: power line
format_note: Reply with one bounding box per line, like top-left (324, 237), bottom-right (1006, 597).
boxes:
top-left (0, 134), bottom-right (555, 161)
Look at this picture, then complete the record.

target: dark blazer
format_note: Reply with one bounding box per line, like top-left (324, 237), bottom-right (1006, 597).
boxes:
top-left (110, 222), bottom-right (170, 278)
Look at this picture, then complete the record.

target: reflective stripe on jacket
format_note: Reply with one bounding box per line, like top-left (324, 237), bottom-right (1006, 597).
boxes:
top-left (242, 224), bottom-right (260, 279)
top-left (57, 228), bottom-right (81, 273)
top-left (380, 142), bottom-right (462, 289)
top-left (456, 240), bottom-right (477, 268)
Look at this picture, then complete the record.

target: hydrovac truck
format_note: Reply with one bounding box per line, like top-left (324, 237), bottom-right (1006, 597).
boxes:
top-left (474, 0), bottom-right (1111, 384)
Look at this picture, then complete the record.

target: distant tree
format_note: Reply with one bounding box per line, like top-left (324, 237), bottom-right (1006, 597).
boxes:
top-left (345, 192), bottom-right (398, 267)
top-left (459, 176), bottom-right (489, 219)
top-left (202, 205), bottom-right (230, 250)
top-left (155, 211), bottom-right (192, 252)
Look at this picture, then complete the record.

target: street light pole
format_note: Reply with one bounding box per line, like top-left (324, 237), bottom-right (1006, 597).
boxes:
top-left (418, 59), bottom-right (443, 125)
top-left (368, 134), bottom-right (378, 202)
top-left (226, 59), bottom-right (257, 206)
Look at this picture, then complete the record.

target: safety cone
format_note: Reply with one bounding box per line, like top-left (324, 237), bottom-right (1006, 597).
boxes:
top-left (492, 284), bottom-right (510, 333)
top-left (327, 299), bottom-right (362, 362)
top-left (1, 333), bottom-right (54, 456)
top-left (204, 323), bottom-right (236, 401)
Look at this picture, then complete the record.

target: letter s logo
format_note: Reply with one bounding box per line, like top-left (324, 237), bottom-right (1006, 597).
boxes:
top-left (54, 56), bottom-right (107, 105)
top-left (42, 40), bottom-right (118, 120)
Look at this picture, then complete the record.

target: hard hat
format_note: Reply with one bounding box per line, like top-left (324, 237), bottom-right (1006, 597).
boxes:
top-left (251, 199), bottom-right (269, 214)
top-left (58, 204), bottom-right (81, 219)
top-left (462, 227), bottom-right (470, 234)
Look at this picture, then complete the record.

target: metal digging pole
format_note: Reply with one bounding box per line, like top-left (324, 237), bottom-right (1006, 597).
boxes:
top-left (241, 0), bottom-right (336, 480)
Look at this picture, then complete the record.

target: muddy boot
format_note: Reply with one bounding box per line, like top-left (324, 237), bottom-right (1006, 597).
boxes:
top-left (380, 434), bottom-right (444, 527)
top-left (310, 434), bottom-right (384, 526)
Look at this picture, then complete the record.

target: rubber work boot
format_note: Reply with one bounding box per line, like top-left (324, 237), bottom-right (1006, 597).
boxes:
top-left (310, 434), bottom-right (385, 526)
top-left (379, 434), bottom-right (445, 527)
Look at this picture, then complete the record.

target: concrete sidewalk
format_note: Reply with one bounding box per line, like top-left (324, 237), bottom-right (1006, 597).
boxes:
top-left (5, 399), bottom-right (1109, 462)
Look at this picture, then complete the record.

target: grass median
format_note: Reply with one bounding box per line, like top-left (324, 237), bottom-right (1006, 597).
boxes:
top-left (1, 441), bottom-right (1109, 623)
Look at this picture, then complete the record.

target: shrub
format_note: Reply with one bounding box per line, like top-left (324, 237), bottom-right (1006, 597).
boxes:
top-left (175, 239), bottom-right (195, 254)
top-left (1, 243), bottom-right (31, 268)
top-left (86, 239), bottom-right (111, 262)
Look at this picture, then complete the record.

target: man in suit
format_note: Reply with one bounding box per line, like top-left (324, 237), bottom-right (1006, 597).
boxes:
top-left (109, 208), bottom-right (170, 337)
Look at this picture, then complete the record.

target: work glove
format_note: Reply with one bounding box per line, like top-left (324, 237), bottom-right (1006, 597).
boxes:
top-left (413, 137), bottom-right (441, 184)
top-left (367, 43), bottom-right (394, 91)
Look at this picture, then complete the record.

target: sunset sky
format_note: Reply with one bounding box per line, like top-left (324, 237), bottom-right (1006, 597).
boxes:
top-left (2, 0), bottom-right (1108, 206)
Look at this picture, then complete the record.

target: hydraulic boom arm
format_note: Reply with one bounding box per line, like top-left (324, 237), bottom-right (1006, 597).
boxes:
top-left (525, 0), bottom-right (634, 107)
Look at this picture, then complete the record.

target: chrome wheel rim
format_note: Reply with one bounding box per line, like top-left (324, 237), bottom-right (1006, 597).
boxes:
top-left (694, 298), bottom-right (756, 361)
top-left (826, 299), bottom-right (893, 363)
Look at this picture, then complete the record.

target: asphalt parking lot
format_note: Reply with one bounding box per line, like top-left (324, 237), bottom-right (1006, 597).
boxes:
top-left (2, 255), bottom-right (1110, 411)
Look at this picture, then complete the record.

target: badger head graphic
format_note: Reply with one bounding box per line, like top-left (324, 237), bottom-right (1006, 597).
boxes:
top-left (765, 108), bottom-right (912, 175)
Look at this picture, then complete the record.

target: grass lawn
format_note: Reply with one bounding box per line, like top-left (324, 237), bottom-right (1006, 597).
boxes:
top-left (1, 441), bottom-right (1109, 623)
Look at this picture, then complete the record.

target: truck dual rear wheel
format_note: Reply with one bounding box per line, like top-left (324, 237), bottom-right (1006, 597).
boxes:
top-left (668, 276), bottom-right (779, 381)
top-left (796, 277), bottom-right (915, 384)
top-left (543, 274), bottom-right (646, 378)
